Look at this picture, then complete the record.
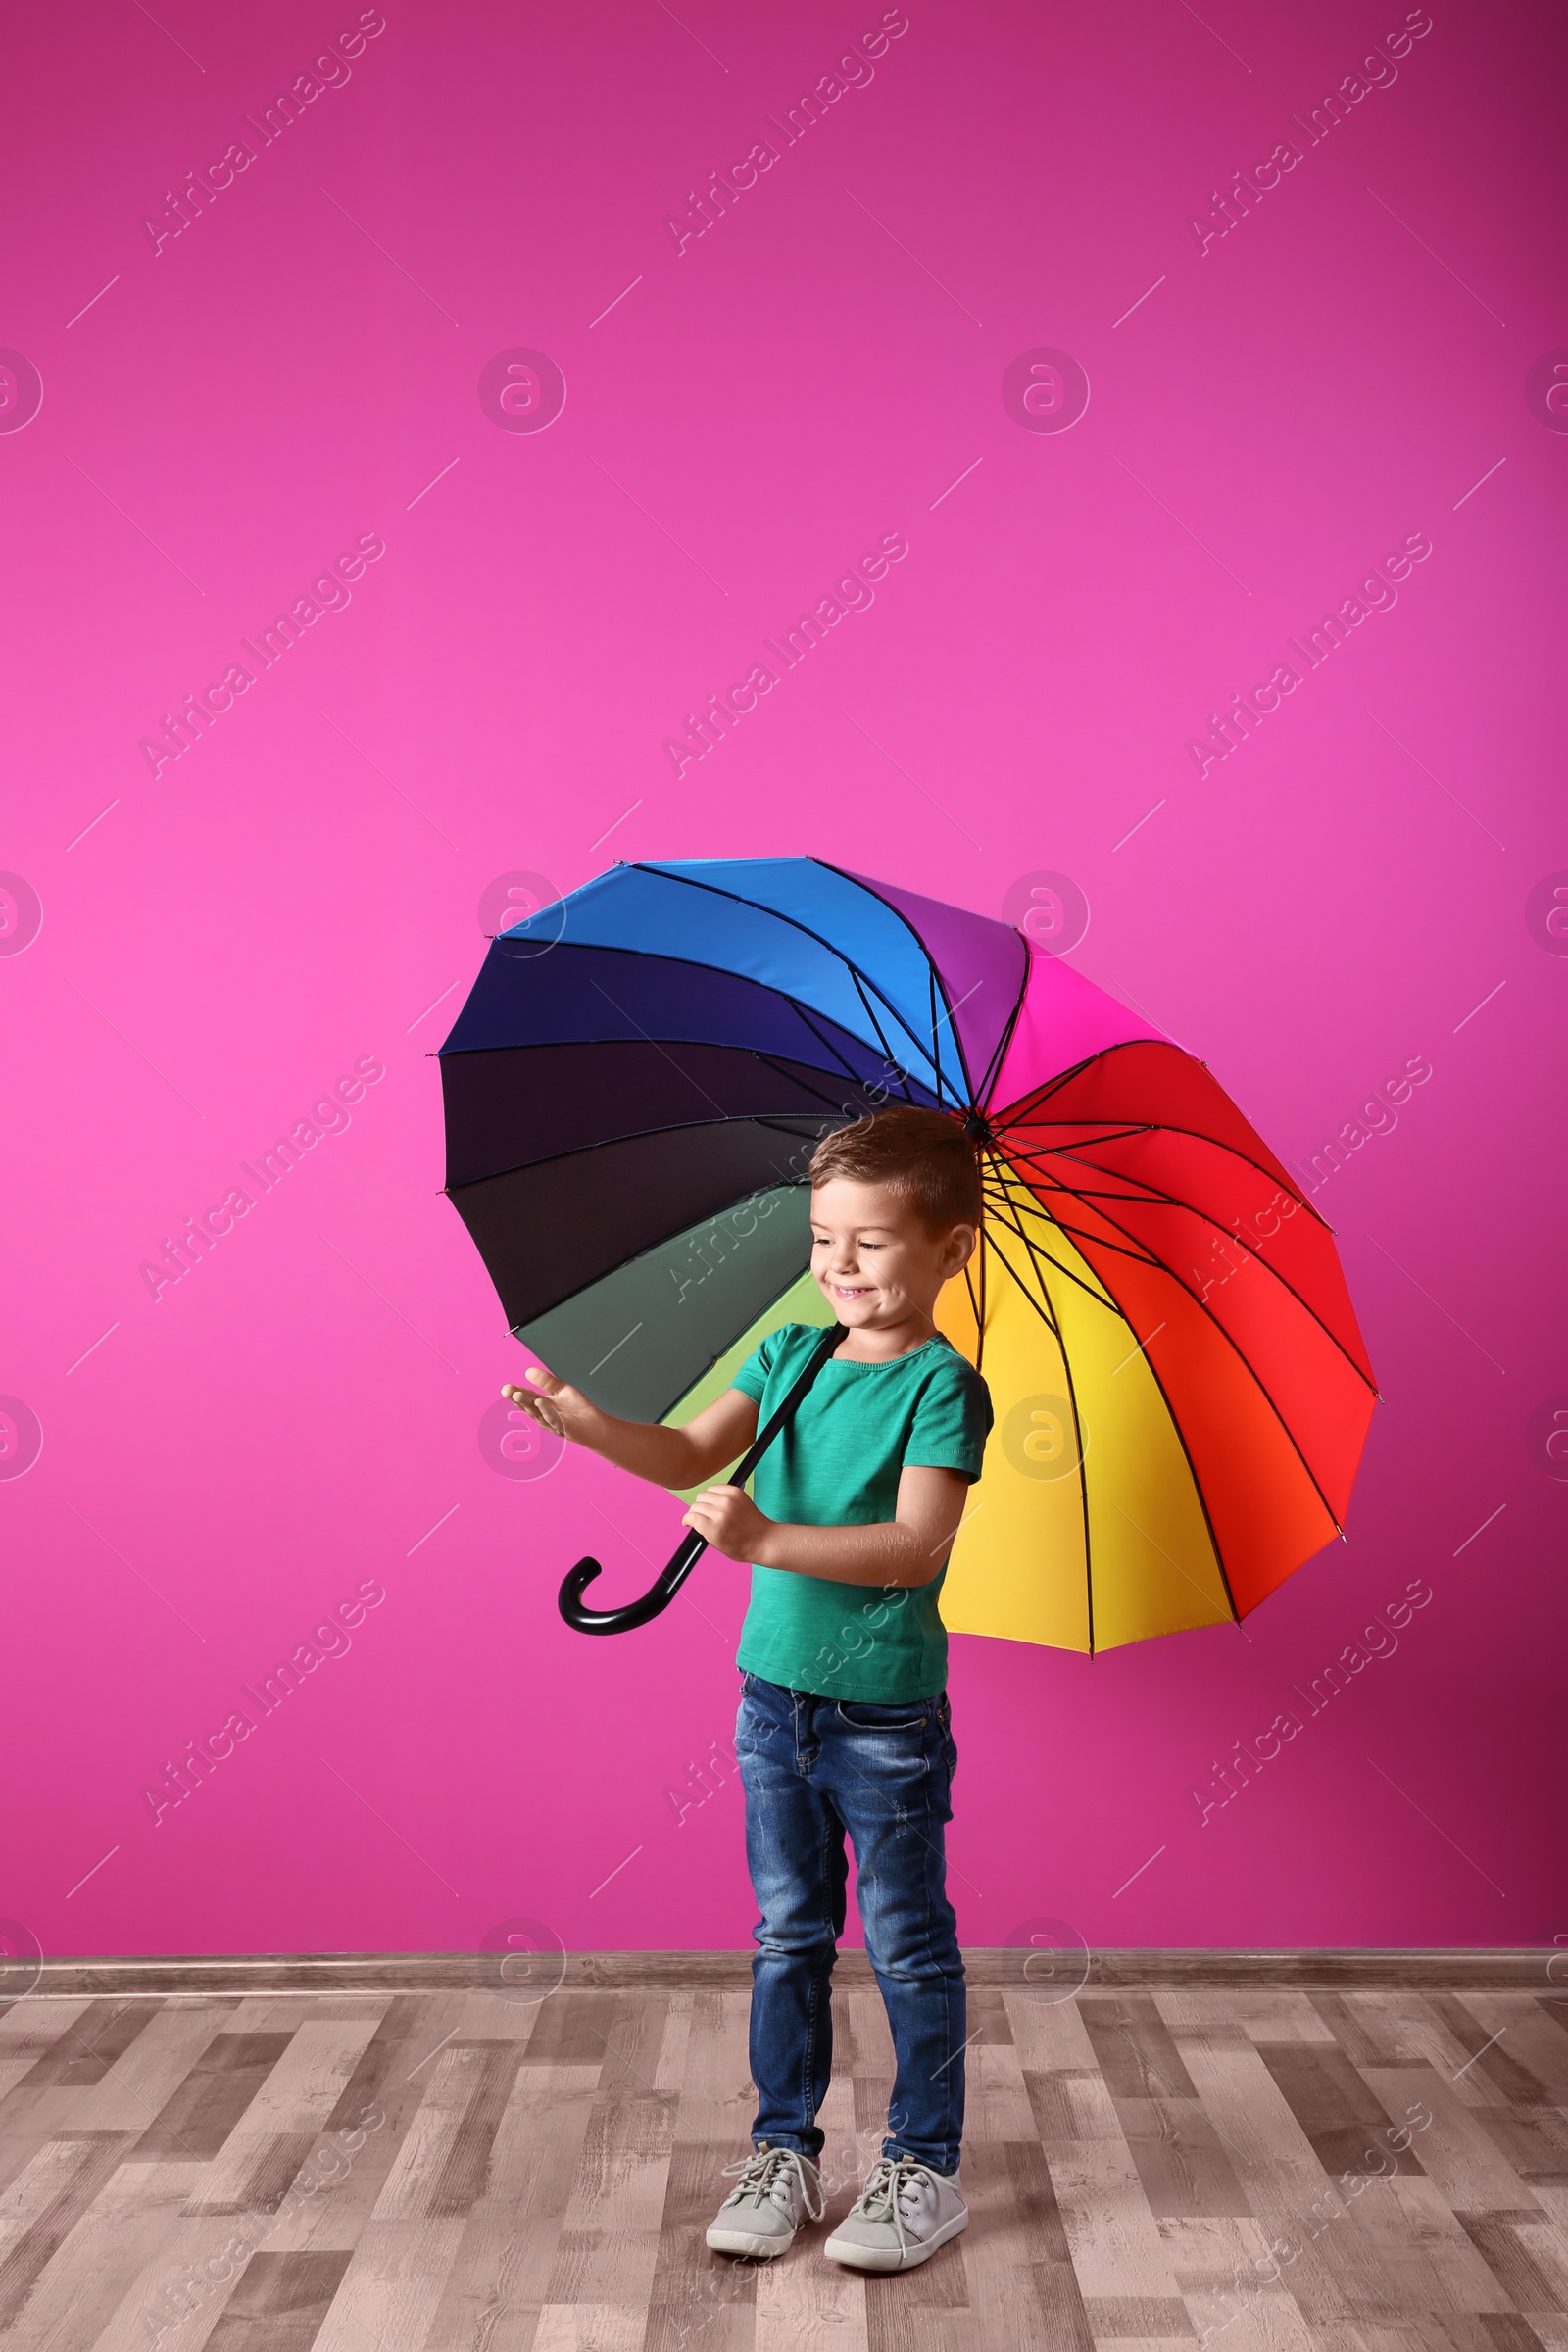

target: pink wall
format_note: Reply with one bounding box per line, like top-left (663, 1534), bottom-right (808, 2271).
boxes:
top-left (2, 0), bottom-right (1564, 1968)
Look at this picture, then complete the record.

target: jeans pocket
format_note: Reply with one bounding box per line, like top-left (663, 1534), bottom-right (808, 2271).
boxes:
top-left (835, 1699), bottom-right (928, 1733)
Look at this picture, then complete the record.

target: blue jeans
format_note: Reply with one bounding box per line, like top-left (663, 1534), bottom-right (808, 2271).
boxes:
top-left (734, 1670), bottom-right (965, 2175)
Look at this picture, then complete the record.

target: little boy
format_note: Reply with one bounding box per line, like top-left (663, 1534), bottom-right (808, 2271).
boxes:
top-left (503, 1105), bottom-right (993, 2274)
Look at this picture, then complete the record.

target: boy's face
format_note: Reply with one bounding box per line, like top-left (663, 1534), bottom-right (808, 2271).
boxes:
top-left (808, 1176), bottom-right (976, 1331)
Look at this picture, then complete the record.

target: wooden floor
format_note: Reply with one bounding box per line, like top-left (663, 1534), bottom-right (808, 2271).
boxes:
top-left (1, 1977), bottom-right (1566, 2350)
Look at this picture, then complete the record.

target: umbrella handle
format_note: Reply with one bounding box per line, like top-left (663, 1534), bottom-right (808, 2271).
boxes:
top-left (556, 1321), bottom-right (845, 1638)
top-left (559, 1526), bottom-right (709, 1636)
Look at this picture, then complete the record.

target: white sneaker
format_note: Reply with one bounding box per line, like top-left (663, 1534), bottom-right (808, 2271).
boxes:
top-left (823, 2153), bottom-right (968, 2272)
top-left (706, 2144), bottom-right (825, 2259)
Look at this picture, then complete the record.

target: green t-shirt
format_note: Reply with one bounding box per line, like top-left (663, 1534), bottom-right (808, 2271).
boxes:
top-left (730, 1324), bottom-right (994, 1702)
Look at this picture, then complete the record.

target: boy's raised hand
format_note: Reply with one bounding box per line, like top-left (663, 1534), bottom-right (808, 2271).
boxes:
top-left (501, 1366), bottom-right (595, 1444)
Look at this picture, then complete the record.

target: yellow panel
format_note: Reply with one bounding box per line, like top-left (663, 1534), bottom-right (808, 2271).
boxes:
top-left (937, 1163), bottom-right (1233, 1653)
top-left (935, 1239), bottom-right (1091, 1653)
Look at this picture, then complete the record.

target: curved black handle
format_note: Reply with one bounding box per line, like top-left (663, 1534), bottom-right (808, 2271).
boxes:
top-left (557, 1321), bottom-right (844, 1637)
top-left (559, 1526), bottom-right (708, 1636)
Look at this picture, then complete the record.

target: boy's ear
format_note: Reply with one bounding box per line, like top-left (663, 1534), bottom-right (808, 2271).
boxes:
top-left (944, 1222), bottom-right (978, 1274)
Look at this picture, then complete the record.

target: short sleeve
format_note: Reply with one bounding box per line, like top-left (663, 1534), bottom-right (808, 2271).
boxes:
top-left (904, 1357), bottom-right (994, 1482)
top-left (729, 1324), bottom-right (784, 1405)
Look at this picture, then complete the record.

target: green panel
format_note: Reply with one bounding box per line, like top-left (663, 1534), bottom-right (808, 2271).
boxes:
top-left (663, 1269), bottom-right (836, 1501)
top-left (516, 1184), bottom-right (811, 1422)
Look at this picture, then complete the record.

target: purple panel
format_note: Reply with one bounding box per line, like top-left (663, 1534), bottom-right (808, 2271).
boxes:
top-left (839, 869), bottom-right (1028, 1101)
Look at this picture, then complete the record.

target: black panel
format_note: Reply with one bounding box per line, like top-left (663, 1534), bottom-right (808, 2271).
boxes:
top-left (447, 1119), bottom-right (829, 1328)
top-left (441, 1040), bottom-right (885, 1187)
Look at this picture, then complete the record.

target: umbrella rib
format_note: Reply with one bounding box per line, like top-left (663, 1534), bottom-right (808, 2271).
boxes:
top-left (1109, 1494), bottom-right (1239, 1630)
top-left (1000, 1155), bottom-right (1352, 1538)
top-left (587, 977), bottom-right (732, 1116)
top-left (999, 1126), bottom-right (1157, 1172)
top-left (810, 852), bottom-right (979, 1102)
top-left (927, 965), bottom-right (950, 1106)
top-left (582, 971), bottom-right (923, 1133)
top-left (1000, 1160), bottom-right (1200, 1245)
top-left (847, 964), bottom-right (924, 1104)
top-left (1008, 1119), bottom-right (1319, 1227)
top-left (1001, 1147), bottom-right (1378, 1400)
top-left (637, 862), bottom-right (949, 1098)
top-left (979, 1159), bottom-right (1096, 1654)
top-left (982, 1163), bottom-right (1158, 1285)
top-left (986, 1159), bottom-right (1243, 1635)
top-left (1010, 1157), bottom-right (1372, 1460)
top-left (778, 1004), bottom-right (922, 1102)
top-left (976, 1211), bottom-right (1063, 1340)
top-left (471, 1031), bottom-right (924, 1116)
top-left (977, 1186), bottom-right (987, 1373)
top-left (748, 1050), bottom-right (896, 1124)
top-left (476, 929), bottom-right (932, 1106)
top-left (449, 1114), bottom-right (836, 1195)
top-left (981, 1181), bottom-right (1130, 1312)
top-left (997, 1049), bottom-right (1332, 1231)
top-left (1106, 1330), bottom-right (1243, 1627)
top-left (973, 930), bottom-right (1032, 1107)
top-left (752, 1112), bottom-right (856, 1154)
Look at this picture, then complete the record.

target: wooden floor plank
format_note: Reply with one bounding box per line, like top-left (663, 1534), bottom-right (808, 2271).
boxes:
top-left (1252, 2044), bottom-right (1429, 2181)
top-left (1360, 2064), bottom-right (1543, 2212)
top-left (963, 2034), bottom-right (1038, 2143)
top-left (1425, 2000), bottom-right (1552, 2110)
top-left (13, 2000), bottom-right (163, 2091)
top-left (0, 2001), bottom-right (93, 2054)
top-left (202, 2248), bottom-right (354, 2352)
top-left (1342, 1997), bottom-right (1502, 2105)
top-left (422, 2059), bottom-right (620, 2350)
top-left (1452, 1998), bottom-right (1568, 2104)
top-left (186, 2013), bottom-right (386, 2217)
top-left (1112, 2095), bottom-right (1251, 2218)
top-left (308, 2215), bottom-right (466, 2350)
top-left (1079, 1996), bottom-right (1200, 2100)
top-left (754, 2237), bottom-right (868, 2352)
top-left (640, 2137), bottom-right (758, 2352)
top-left (72, 2002), bottom-right (242, 2135)
top-left (1048, 2136), bottom-right (1191, 2301)
top-left (129, 2034), bottom-right (296, 2164)
top-left (374, 2041), bottom-right (501, 2222)
top-left (0, 2132), bottom-right (141, 2345)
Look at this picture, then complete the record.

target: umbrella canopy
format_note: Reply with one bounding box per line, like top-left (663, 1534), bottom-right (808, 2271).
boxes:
top-left (440, 857), bottom-right (1377, 1652)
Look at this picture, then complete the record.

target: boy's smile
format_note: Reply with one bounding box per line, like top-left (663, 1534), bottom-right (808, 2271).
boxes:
top-left (808, 1175), bottom-right (976, 1362)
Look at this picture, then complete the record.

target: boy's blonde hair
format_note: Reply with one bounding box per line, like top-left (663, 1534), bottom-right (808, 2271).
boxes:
top-left (808, 1104), bottom-right (983, 1236)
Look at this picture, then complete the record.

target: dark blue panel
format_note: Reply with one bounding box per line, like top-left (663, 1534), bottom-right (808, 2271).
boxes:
top-left (462, 858), bottom-right (954, 1097)
top-left (440, 940), bottom-right (940, 1103)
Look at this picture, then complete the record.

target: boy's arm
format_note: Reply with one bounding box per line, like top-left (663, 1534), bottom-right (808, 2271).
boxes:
top-left (501, 1367), bottom-right (760, 1491)
top-left (684, 1462), bottom-right (971, 1588)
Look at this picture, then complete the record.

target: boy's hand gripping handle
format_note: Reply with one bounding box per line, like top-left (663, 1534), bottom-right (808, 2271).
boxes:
top-left (558, 1322), bottom-right (843, 1636)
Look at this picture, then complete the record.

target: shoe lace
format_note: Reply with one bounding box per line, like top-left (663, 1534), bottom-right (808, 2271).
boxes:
top-left (851, 2154), bottom-right (939, 2252)
top-left (719, 2146), bottom-right (825, 2223)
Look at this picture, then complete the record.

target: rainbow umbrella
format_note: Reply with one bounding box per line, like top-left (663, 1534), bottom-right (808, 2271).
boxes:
top-left (439, 858), bottom-right (1377, 1652)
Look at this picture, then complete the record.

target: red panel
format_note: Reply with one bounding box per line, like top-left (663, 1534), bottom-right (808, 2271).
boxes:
top-left (996, 1123), bottom-right (1376, 1393)
top-left (995, 1040), bottom-right (1308, 1210)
